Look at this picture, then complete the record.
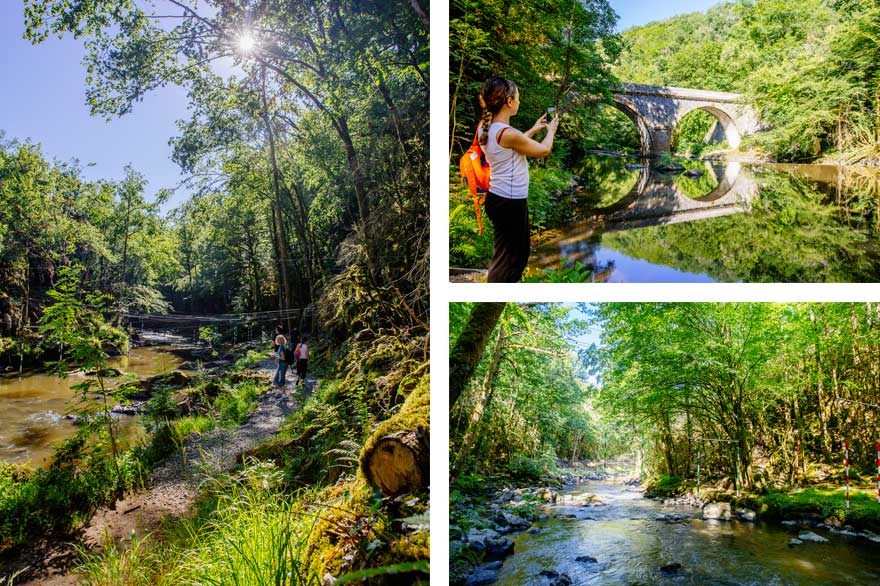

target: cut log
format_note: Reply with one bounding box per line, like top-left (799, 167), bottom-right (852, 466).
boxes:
top-left (360, 376), bottom-right (429, 496)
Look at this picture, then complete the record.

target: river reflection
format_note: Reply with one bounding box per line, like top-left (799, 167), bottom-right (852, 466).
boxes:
top-left (531, 156), bottom-right (880, 282)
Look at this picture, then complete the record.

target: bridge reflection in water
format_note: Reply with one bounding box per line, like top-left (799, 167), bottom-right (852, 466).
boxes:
top-left (532, 162), bottom-right (759, 281)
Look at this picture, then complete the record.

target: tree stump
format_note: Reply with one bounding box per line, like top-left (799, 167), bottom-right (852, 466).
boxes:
top-left (360, 376), bottom-right (429, 496)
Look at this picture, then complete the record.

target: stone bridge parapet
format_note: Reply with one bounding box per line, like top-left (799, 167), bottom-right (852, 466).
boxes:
top-left (612, 83), bottom-right (761, 155)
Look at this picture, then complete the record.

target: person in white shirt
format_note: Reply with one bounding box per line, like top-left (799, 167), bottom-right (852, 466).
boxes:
top-left (295, 335), bottom-right (310, 386)
top-left (478, 77), bottom-right (559, 283)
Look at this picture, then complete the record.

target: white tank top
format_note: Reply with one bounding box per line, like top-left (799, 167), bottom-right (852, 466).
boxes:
top-left (483, 121), bottom-right (529, 199)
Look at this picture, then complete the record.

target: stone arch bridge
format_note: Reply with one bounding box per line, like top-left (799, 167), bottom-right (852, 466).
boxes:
top-left (612, 83), bottom-right (761, 155)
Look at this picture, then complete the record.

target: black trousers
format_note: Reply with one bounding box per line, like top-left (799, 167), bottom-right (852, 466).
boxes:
top-left (296, 358), bottom-right (308, 381)
top-left (485, 192), bottom-right (530, 283)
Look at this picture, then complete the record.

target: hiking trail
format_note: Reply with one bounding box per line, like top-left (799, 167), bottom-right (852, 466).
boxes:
top-left (8, 358), bottom-right (306, 586)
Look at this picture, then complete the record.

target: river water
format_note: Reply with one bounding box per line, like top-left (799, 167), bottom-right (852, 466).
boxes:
top-left (530, 156), bottom-right (880, 282)
top-left (0, 345), bottom-right (185, 466)
top-left (495, 480), bottom-right (880, 585)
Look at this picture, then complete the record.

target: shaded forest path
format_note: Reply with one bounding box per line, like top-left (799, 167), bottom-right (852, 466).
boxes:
top-left (11, 357), bottom-right (306, 586)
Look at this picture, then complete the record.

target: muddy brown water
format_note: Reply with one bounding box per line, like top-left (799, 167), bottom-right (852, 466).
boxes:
top-left (494, 479), bottom-right (880, 585)
top-left (0, 345), bottom-right (185, 466)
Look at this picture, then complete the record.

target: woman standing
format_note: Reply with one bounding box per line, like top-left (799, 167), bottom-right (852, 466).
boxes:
top-left (479, 77), bottom-right (559, 283)
top-left (272, 326), bottom-right (288, 389)
top-left (295, 335), bottom-right (310, 387)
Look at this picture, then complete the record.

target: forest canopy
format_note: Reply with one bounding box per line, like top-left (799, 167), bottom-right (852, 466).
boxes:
top-left (451, 302), bottom-right (880, 490)
top-left (2, 0), bottom-right (428, 343)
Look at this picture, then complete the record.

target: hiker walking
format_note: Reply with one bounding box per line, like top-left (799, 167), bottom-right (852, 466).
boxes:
top-left (295, 335), bottom-right (310, 386)
top-left (272, 325), bottom-right (289, 389)
top-left (478, 77), bottom-right (559, 283)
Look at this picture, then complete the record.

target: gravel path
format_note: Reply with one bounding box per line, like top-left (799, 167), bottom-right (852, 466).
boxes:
top-left (7, 358), bottom-right (307, 586)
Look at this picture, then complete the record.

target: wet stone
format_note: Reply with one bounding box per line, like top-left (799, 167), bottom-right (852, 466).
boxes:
top-left (484, 537), bottom-right (515, 561)
top-left (702, 502), bottom-right (732, 521)
top-left (551, 574), bottom-right (572, 586)
top-left (735, 508), bottom-right (756, 522)
top-left (798, 531), bottom-right (829, 543)
top-left (465, 568), bottom-right (500, 586)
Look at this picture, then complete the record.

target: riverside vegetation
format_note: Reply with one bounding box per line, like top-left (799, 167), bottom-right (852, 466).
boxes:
top-left (449, 0), bottom-right (880, 280)
top-left (1, 0), bottom-right (428, 583)
top-left (449, 302), bottom-right (880, 585)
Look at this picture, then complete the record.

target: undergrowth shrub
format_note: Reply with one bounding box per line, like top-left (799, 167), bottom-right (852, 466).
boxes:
top-left (646, 474), bottom-right (686, 497)
top-left (0, 446), bottom-right (147, 551)
top-left (214, 380), bottom-right (261, 427)
top-left (507, 449), bottom-right (558, 482)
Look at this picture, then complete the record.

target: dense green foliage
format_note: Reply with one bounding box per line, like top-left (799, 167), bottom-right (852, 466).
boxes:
top-left (616, 0), bottom-right (880, 162)
top-left (0, 452), bottom-right (148, 550)
top-left (2, 0), bottom-right (429, 581)
top-left (451, 301), bottom-right (880, 502)
top-left (4, 0), bottom-right (427, 338)
top-left (450, 303), bottom-right (595, 481)
top-left (0, 141), bottom-right (175, 356)
top-left (450, 0), bottom-right (622, 158)
top-left (594, 303), bottom-right (880, 491)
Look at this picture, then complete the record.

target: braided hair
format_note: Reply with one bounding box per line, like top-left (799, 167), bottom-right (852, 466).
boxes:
top-left (478, 77), bottom-right (518, 146)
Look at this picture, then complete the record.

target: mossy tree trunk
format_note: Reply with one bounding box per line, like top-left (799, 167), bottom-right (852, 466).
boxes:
top-left (360, 378), bottom-right (429, 496)
top-left (449, 302), bottom-right (505, 410)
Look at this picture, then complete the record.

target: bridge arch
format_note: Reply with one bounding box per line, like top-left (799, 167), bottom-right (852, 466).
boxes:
top-left (609, 97), bottom-right (653, 156)
top-left (610, 84), bottom-right (760, 156)
top-left (675, 105), bottom-right (742, 150)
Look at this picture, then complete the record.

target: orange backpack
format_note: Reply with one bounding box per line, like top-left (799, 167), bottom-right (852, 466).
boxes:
top-left (459, 127), bottom-right (491, 234)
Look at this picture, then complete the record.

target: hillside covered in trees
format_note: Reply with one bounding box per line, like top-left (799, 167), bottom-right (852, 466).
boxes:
top-left (1, 1), bottom-right (429, 584)
top-left (615, 0), bottom-right (880, 163)
top-left (451, 302), bottom-right (880, 584)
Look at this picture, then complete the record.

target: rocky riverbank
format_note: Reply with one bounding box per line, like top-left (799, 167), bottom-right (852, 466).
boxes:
top-left (450, 469), bottom-right (629, 586)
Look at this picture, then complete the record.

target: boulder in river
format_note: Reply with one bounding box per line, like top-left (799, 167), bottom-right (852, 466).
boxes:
top-left (539, 489), bottom-right (558, 503)
top-left (466, 528), bottom-right (500, 552)
top-left (735, 508), bottom-right (756, 522)
top-left (660, 562), bottom-right (682, 575)
top-left (465, 562), bottom-right (502, 586)
top-left (798, 531), bottom-right (829, 543)
top-left (498, 511), bottom-right (531, 531)
top-left (575, 555), bottom-right (598, 563)
top-left (788, 538), bottom-right (804, 546)
top-left (657, 513), bottom-right (688, 523)
top-left (539, 573), bottom-right (571, 586)
top-left (702, 502), bottom-right (732, 521)
top-left (484, 537), bottom-right (515, 561)
top-left (655, 161), bottom-right (686, 173)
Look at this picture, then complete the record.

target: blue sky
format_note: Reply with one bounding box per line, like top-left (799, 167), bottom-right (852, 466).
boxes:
top-left (610, 0), bottom-right (723, 31)
top-left (0, 1), bottom-right (724, 214)
top-left (0, 3), bottom-right (191, 211)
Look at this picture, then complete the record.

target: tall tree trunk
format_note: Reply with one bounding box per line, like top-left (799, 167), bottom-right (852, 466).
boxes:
top-left (261, 70), bottom-right (292, 330)
top-left (452, 326), bottom-right (506, 479)
top-left (449, 303), bottom-right (506, 409)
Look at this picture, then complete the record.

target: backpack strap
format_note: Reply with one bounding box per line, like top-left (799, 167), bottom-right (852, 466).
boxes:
top-left (496, 127), bottom-right (509, 144)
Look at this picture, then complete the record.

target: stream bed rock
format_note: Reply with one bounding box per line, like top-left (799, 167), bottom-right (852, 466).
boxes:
top-left (702, 502), bottom-right (732, 520)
